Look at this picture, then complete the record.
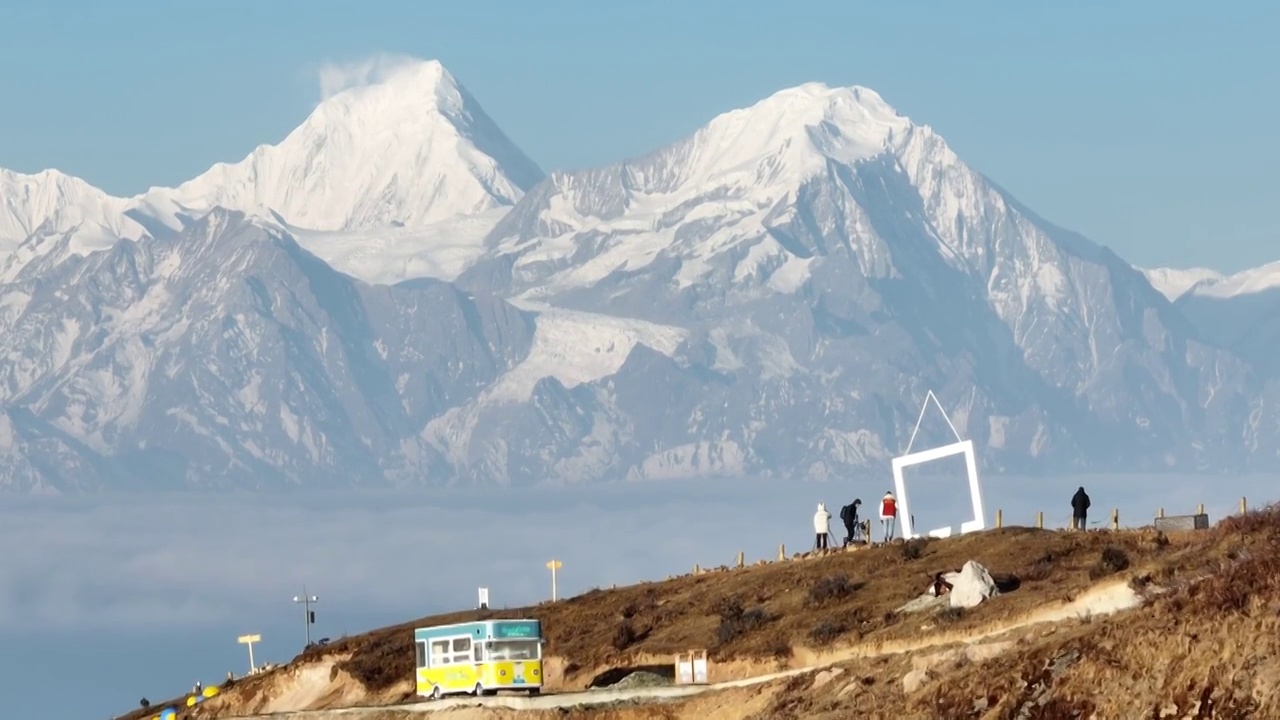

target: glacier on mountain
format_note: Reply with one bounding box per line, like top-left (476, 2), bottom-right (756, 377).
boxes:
top-left (1, 62), bottom-right (1279, 490)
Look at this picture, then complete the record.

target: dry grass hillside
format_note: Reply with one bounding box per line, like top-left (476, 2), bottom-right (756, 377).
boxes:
top-left (116, 505), bottom-right (1280, 720)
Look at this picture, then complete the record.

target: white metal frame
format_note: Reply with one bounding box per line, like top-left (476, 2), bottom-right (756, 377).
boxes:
top-left (891, 390), bottom-right (986, 540)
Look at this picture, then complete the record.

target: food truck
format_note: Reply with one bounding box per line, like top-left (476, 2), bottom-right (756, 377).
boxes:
top-left (414, 619), bottom-right (544, 699)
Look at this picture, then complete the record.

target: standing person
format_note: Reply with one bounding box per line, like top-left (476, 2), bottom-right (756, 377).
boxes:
top-left (1071, 486), bottom-right (1091, 530)
top-left (879, 491), bottom-right (897, 543)
top-left (839, 499), bottom-right (863, 546)
top-left (813, 502), bottom-right (832, 551)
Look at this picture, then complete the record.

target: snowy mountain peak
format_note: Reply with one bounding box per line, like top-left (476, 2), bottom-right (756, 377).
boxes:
top-left (0, 165), bottom-right (146, 263)
top-left (316, 58), bottom-right (460, 118)
top-left (1141, 263), bottom-right (1280, 302)
top-left (1185, 261), bottom-right (1280, 299)
top-left (1140, 266), bottom-right (1226, 301)
top-left (675, 82), bottom-right (912, 188)
top-left (0, 168), bottom-right (138, 255)
top-left (140, 58), bottom-right (544, 232)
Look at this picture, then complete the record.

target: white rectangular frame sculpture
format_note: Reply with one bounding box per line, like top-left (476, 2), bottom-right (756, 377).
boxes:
top-left (891, 439), bottom-right (985, 540)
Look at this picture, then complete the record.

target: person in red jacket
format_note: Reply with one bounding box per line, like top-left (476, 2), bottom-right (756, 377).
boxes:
top-left (879, 491), bottom-right (897, 543)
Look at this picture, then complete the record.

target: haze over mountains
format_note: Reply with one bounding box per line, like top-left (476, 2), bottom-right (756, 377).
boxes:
top-left (1, 58), bottom-right (1276, 492)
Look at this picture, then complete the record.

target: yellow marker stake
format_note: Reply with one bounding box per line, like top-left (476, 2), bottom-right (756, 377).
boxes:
top-left (237, 633), bottom-right (262, 672)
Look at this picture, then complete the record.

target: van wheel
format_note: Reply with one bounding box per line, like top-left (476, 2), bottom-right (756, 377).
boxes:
top-left (473, 683), bottom-right (484, 697)
top-left (431, 685), bottom-right (442, 700)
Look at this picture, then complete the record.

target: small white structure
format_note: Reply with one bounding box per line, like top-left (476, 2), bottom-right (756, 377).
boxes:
top-left (674, 650), bottom-right (709, 685)
top-left (478, 586), bottom-right (490, 610)
top-left (891, 390), bottom-right (986, 540)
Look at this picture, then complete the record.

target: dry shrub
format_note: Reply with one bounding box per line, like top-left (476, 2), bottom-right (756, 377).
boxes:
top-left (1217, 503), bottom-right (1280, 536)
top-left (711, 594), bottom-right (743, 622)
top-left (935, 606), bottom-right (965, 624)
top-left (806, 574), bottom-right (854, 608)
top-left (1025, 553), bottom-right (1055, 582)
top-left (716, 605), bottom-right (772, 646)
top-left (1088, 546), bottom-right (1130, 579)
top-left (902, 538), bottom-right (928, 560)
top-left (765, 636), bottom-right (793, 659)
top-left (335, 635), bottom-right (412, 692)
top-left (808, 619), bottom-right (845, 645)
top-left (611, 619), bottom-right (638, 650)
top-left (1184, 535), bottom-right (1280, 615)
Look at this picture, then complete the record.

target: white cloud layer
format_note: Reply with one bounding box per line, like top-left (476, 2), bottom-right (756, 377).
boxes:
top-left (0, 474), bottom-right (1269, 634)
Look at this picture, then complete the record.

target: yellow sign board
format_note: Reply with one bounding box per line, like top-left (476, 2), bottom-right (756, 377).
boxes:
top-left (237, 634), bottom-right (261, 644)
top-left (546, 560), bottom-right (562, 570)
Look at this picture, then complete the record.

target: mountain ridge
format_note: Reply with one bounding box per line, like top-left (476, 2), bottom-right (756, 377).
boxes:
top-left (1, 59), bottom-right (1278, 490)
top-left (0, 59), bottom-right (543, 285)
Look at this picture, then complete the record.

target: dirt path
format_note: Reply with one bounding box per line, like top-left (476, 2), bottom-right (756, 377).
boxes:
top-left (229, 579), bottom-right (1143, 718)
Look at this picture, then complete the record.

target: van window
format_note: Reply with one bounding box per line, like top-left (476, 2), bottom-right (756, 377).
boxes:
top-left (416, 641), bottom-right (426, 669)
top-left (451, 636), bottom-right (472, 664)
top-left (430, 639), bottom-right (450, 666)
top-left (488, 640), bottom-right (540, 661)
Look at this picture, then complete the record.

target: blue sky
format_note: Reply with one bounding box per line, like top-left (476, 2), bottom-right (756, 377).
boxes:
top-left (0, 0), bottom-right (1276, 272)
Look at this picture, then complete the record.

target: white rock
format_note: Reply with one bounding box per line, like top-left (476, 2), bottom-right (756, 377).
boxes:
top-left (948, 560), bottom-right (999, 609)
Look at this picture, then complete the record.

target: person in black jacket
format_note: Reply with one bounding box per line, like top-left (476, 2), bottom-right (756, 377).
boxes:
top-left (1071, 486), bottom-right (1091, 530)
top-left (840, 499), bottom-right (862, 546)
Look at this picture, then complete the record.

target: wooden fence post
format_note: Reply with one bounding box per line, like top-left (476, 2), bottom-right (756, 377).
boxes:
top-left (1111, 508), bottom-right (1119, 530)
top-left (736, 551), bottom-right (744, 569)
top-left (995, 509), bottom-right (1003, 529)
top-left (1036, 511), bottom-right (1043, 529)
top-left (1242, 497), bottom-right (1248, 514)
top-left (778, 543), bottom-right (785, 561)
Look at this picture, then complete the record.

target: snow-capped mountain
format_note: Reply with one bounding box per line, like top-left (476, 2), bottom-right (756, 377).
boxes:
top-left (0, 59), bottom-right (542, 285)
top-left (453, 82), bottom-right (1280, 480)
top-left (0, 168), bottom-right (147, 258)
top-left (139, 60), bottom-right (543, 233)
top-left (1140, 266), bottom-right (1227, 302)
top-left (2, 69), bottom-right (1278, 491)
top-left (1149, 260), bottom-right (1280, 379)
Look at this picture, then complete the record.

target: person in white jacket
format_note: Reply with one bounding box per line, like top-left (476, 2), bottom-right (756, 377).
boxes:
top-left (813, 502), bottom-right (832, 551)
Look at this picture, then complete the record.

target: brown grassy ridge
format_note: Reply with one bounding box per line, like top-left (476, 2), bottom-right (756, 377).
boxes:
top-left (733, 504), bottom-right (1280, 720)
top-left (327, 528), bottom-right (1187, 691)
top-left (121, 506), bottom-right (1274, 720)
top-left (162, 523), bottom-right (1219, 720)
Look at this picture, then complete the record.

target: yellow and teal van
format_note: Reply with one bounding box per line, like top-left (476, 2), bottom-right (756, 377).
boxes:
top-left (414, 619), bottom-right (544, 699)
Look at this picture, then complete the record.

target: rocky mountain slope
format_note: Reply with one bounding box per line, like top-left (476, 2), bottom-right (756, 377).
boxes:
top-left (452, 83), bottom-right (1280, 480)
top-left (0, 209), bottom-right (533, 490)
top-left (2, 61), bottom-right (1278, 490)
